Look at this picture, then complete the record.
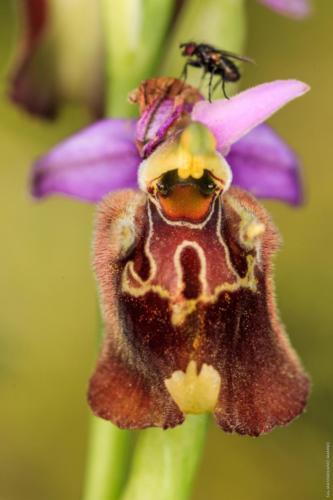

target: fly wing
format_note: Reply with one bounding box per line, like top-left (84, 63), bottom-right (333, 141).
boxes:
top-left (88, 190), bottom-right (184, 429)
top-left (219, 49), bottom-right (255, 64)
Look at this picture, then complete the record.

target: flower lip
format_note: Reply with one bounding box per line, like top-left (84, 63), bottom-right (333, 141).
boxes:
top-left (90, 179), bottom-right (310, 432)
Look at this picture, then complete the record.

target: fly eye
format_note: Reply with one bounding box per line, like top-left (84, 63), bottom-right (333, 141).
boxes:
top-left (157, 182), bottom-right (170, 197)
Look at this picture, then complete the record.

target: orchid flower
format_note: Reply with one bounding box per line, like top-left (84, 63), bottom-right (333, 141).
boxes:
top-left (81, 77), bottom-right (310, 436)
top-left (31, 78), bottom-right (311, 437)
top-left (31, 79), bottom-right (308, 206)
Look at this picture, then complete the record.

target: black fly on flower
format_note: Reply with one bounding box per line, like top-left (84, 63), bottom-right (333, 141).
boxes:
top-left (180, 41), bottom-right (254, 101)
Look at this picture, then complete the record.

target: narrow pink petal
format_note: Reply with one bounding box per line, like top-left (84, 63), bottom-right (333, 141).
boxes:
top-left (191, 80), bottom-right (310, 155)
top-left (226, 124), bottom-right (302, 204)
top-left (31, 119), bottom-right (140, 203)
top-left (258, 0), bottom-right (312, 19)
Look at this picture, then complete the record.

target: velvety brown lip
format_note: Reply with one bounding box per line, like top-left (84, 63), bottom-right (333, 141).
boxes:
top-left (89, 187), bottom-right (310, 433)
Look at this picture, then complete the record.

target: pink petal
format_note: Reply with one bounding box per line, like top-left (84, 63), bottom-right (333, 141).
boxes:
top-left (226, 124), bottom-right (303, 204)
top-left (31, 119), bottom-right (140, 203)
top-left (191, 80), bottom-right (310, 155)
top-left (258, 0), bottom-right (312, 19)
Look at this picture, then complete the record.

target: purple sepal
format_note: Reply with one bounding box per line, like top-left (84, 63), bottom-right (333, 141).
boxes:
top-left (227, 124), bottom-right (303, 205)
top-left (31, 119), bottom-right (140, 203)
top-left (258, 0), bottom-right (312, 19)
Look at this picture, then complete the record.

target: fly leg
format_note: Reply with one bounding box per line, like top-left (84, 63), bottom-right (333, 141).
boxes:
top-left (180, 59), bottom-right (201, 82)
top-left (199, 69), bottom-right (207, 90)
top-left (180, 61), bottom-right (190, 81)
top-left (221, 77), bottom-right (229, 99)
top-left (212, 73), bottom-right (229, 100)
top-left (208, 68), bottom-right (217, 102)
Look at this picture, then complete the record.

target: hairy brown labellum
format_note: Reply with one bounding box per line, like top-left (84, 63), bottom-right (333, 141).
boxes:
top-left (88, 182), bottom-right (310, 436)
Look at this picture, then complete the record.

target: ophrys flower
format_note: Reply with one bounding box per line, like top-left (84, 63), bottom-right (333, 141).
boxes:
top-left (31, 77), bottom-right (311, 435)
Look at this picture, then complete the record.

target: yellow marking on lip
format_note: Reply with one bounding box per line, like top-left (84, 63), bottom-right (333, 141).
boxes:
top-left (171, 300), bottom-right (197, 326)
top-left (165, 361), bottom-right (221, 414)
top-left (121, 199), bottom-right (259, 321)
top-left (192, 336), bottom-right (201, 350)
top-left (122, 252), bottom-right (257, 310)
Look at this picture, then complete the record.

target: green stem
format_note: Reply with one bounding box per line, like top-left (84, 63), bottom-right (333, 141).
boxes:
top-left (121, 415), bottom-right (209, 500)
top-left (102, 0), bottom-right (175, 116)
top-left (82, 418), bottom-right (132, 500)
top-left (82, 319), bottom-right (132, 500)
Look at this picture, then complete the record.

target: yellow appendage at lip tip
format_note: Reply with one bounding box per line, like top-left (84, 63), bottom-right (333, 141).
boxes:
top-left (164, 360), bottom-right (221, 414)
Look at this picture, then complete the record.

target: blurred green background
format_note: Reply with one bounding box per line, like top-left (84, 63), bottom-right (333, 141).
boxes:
top-left (0, 1), bottom-right (332, 499)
